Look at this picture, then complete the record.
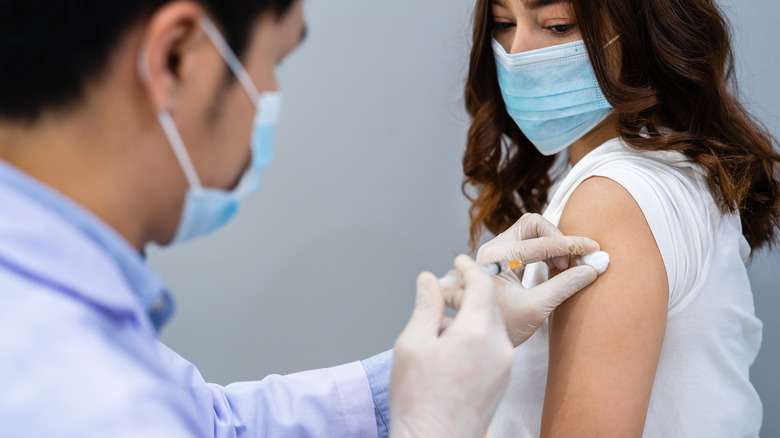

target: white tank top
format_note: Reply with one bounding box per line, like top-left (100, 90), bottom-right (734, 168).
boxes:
top-left (488, 137), bottom-right (763, 437)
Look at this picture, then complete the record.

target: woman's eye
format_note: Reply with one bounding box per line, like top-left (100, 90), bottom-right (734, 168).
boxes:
top-left (490, 21), bottom-right (516, 31)
top-left (546, 24), bottom-right (575, 35)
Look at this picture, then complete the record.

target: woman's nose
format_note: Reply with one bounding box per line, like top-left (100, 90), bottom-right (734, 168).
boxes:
top-left (508, 27), bottom-right (547, 54)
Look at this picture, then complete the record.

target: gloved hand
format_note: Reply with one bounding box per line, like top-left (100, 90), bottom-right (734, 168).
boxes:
top-left (473, 213), bottom-right (601, 346)
top-left (390, 255), bottom-right (513, 438)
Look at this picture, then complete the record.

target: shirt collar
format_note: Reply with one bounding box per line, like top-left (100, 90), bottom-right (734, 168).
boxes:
top-left (0, 159), bottom-right (174, 330)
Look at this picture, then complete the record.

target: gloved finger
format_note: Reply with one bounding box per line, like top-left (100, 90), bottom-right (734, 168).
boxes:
top-left (442, 284), bottom-right (465, 312)
top-left (402, 272), bottom-right (446, 342)
top-left (513, 215), bottom-right (590, 271)
top-left (479, 214), bottom-right (563, 264)
top-left (479, 236), bottom-right (600, 266)
top-left (523, 265), bottom-right (598, 313)
top-left (439, 316), bottom-right (455, 335)
top-left (546, 255), bottom-right (571, 272)
top-left (515, 213), bottom-right (564, 240)
top-left (452, 254), bottom-right (499, 323)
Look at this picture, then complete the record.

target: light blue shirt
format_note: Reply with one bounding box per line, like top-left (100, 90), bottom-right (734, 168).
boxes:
top-left (0, 159), bottom-right (391, 438)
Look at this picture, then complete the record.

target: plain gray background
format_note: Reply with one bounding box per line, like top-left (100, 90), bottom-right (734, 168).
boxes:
top-left (148, 0), bottom-right (780, 434)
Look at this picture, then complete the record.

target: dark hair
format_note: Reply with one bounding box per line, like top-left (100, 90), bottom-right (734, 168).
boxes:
top-left (463, 0), bottom-right (780, 252)
top-left (0, 0), bottom-right (296, 122)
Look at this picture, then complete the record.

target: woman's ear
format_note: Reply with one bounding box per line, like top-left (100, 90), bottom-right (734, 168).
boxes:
top-left (137, 1), bottom-right (207, 112)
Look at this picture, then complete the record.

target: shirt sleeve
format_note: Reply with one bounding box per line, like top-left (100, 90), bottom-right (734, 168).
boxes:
top-left (590, 163), bottom-right (710, 311)
top-left (157, 342), bottom-right (379, 438)
top-left (361, 350), bottom-right (393, 438)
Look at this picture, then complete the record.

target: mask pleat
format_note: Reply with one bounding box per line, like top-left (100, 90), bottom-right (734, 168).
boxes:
top-left (493, 38), bottom-right (614, 155)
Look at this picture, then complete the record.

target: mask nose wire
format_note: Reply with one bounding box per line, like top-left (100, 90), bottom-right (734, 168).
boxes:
top-left (494, 34), bottom-right (620, 59)
top-left (199, 16), bottom-right (261, 105)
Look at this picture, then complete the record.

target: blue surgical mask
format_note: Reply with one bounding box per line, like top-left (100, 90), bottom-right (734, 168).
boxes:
top-left (155, 17), bottom-right (283, 245)
top-left (493, 38), bottom-right (616, 156)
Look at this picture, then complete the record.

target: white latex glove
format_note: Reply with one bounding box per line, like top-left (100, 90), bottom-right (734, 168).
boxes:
top-left (390, 255), bottom-right (513, 438)
top-left (474, 213), bottom-right (601, 346)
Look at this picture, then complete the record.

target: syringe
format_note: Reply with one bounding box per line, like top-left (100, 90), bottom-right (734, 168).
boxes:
top-left (438, 251), bottom-right (610, 290)
top-left (438, 259), bottom-right (523, 290)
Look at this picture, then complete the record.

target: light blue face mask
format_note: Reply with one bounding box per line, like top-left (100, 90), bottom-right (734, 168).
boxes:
top-left (155, 17), bottom-right (283, 245)
top-left (493, 37), bottom-right (617, 156)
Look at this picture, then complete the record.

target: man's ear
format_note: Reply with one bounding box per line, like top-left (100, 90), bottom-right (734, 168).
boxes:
top-left (137, 1), bottom-right (208, 112)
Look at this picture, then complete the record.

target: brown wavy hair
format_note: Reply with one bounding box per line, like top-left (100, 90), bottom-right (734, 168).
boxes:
top-left (463, 0), bottom-right (780, 252)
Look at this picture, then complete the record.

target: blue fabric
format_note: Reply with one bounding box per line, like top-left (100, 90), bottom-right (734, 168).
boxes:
top-left (492, 39), bottom-right (613, 155)
top-left (361, 350), bottom-right (394, 438)
top-left (0, 159), bottom-right (380, 437)
top-left (0, 159), bottom-right (173, 330)
top-left (168, 18), bottom-right (281, 245)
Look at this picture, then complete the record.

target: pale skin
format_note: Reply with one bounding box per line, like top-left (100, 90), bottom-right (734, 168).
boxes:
top-left (490, 0), bottom-right (669, 436)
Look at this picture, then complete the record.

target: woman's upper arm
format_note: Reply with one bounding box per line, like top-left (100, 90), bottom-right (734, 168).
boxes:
top-left (540, 176), bottom-right (669, 438)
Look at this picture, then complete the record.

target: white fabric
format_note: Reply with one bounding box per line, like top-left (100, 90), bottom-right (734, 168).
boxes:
top-left (488, 137), bottom-right (763, 437)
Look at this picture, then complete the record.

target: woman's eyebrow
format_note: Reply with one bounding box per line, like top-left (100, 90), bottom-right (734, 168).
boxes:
top-left (524, 0), bottom-right (569, 9)
top-left (490, 0), bottom-right (570, 9)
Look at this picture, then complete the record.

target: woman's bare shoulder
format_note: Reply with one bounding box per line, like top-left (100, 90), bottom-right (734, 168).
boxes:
top-left (539, 175), bottom-right (669, 438)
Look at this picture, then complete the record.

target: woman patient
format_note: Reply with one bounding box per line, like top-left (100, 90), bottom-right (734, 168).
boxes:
top-left (462, 0), bottom-right (780, 436)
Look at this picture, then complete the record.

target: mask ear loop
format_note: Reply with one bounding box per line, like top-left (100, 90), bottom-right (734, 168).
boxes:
top-left (157, 110), bottom-right (204, 190)
top-left (199, 16), bottom-right (261, 104)
top-left (137, 45), bottom-right (204, 191)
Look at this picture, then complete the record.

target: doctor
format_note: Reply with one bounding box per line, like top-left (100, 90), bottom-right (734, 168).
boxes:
top-left (0, 1), bottom-right (601, 437)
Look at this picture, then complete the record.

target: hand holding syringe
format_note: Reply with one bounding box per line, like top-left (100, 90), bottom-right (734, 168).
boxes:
top-left (391, 217), bottom-right (611, 437)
